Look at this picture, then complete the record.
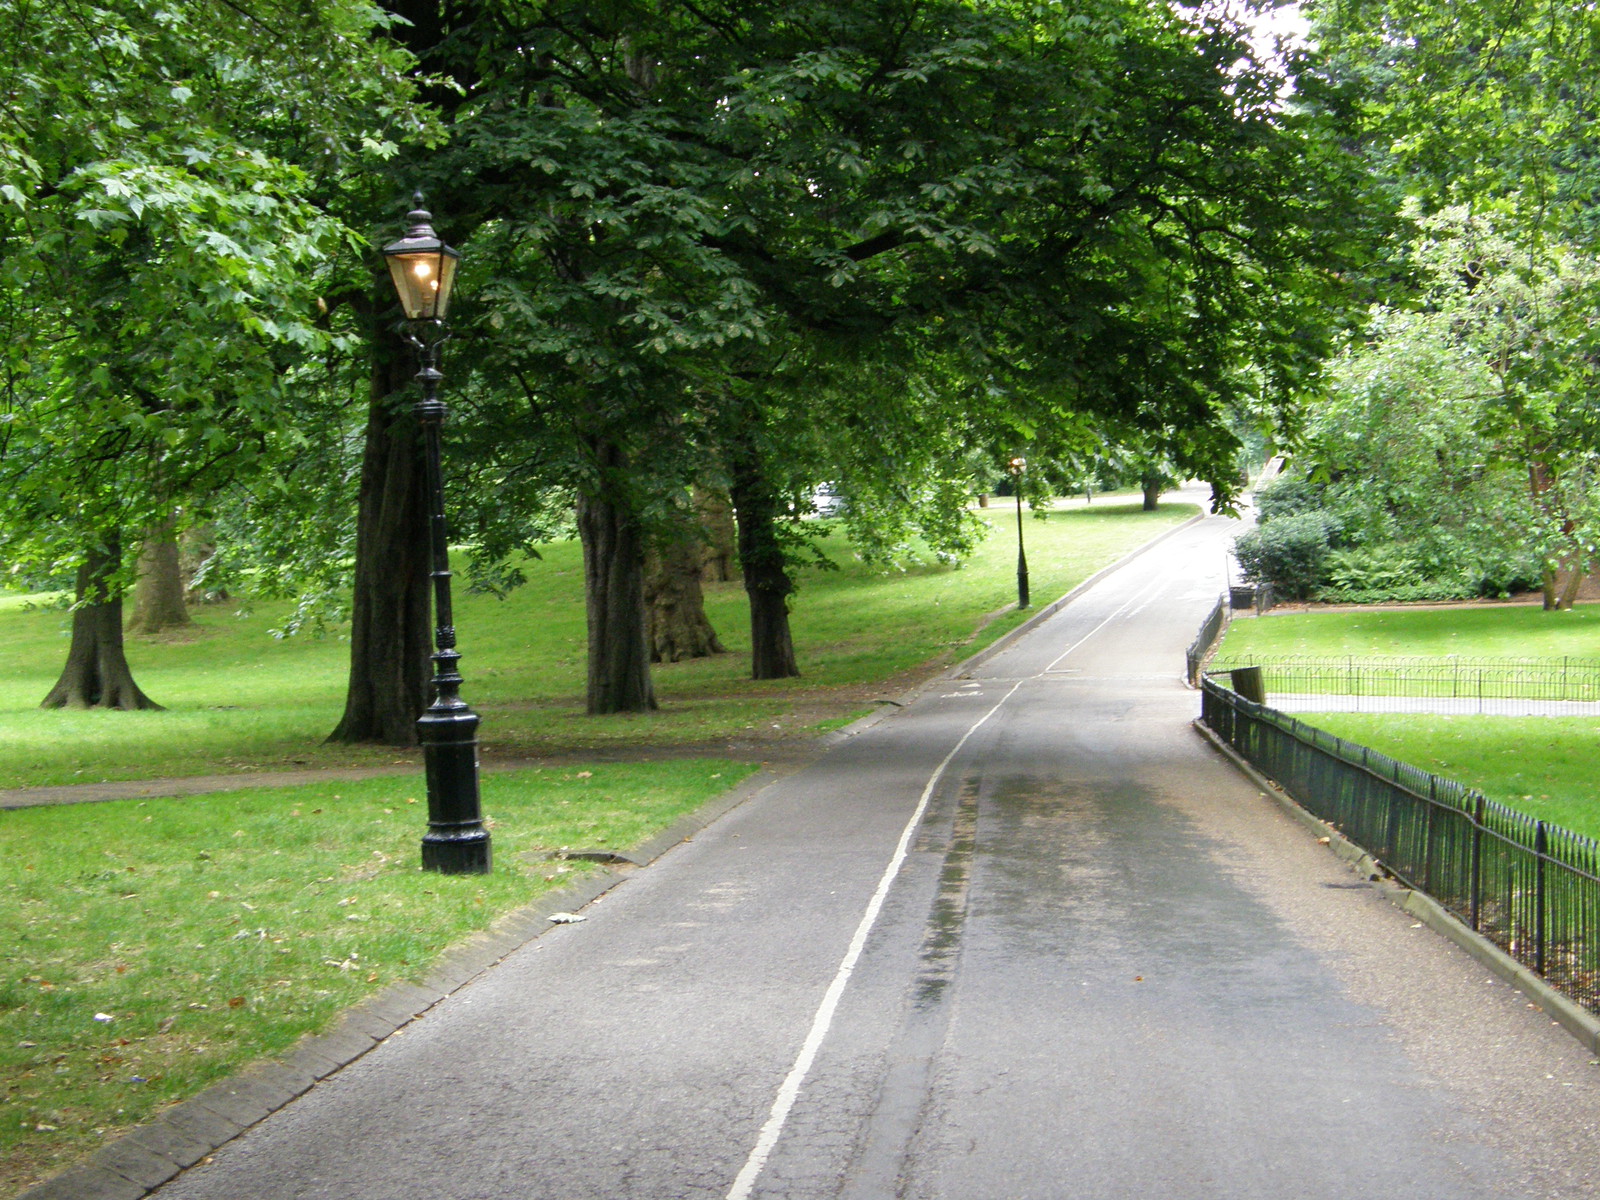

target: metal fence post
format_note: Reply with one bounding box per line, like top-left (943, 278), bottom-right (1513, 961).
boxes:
top-left (1470, 794), bottom-right (1484, 933)
top-left (1384, 774), bottom-right (1402, 865)
top-left (1535, 821), bottom-right (1548, 978)
top-left (1423, 776), bottom-right (1437, 892)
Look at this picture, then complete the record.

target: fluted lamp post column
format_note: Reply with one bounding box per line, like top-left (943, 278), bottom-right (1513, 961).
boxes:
top-left (382, 202), bottom-right (491, 875)
top-left (1009, 456), bottom-right (1030, 610)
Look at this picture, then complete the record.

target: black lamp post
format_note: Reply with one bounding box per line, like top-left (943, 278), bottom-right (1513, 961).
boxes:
top-left (382, 202), bottom-right (491, 875)
top-left (1009, 456), bottom-right (1030, 610)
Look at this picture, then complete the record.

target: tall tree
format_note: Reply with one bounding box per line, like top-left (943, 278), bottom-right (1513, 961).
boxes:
top-left (643, 495), bottom-right (728, 664)
top-left (41, 532), bottom-right (162, 709)
top-left (1301, 0), bottom-right (1600, 606)
top-left (1307, 0), bottom-right (1600, 245)
top-left (327, 340), bottom-right (436, 741)
top-left (417, 0), bottom-right (1374, 701)
top-left (0, 0), bottom-right (418, 709)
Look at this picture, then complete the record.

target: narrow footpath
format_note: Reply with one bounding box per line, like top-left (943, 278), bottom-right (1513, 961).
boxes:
top-left (142, 507), bottom-right (1600, 1200)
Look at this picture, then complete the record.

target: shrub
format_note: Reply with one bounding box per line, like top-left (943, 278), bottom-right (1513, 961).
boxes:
top-left (1457, 548), bottom-right (1545, 600)
top-left (1253, 474), bottom-right (1327, 524)
top-left (1319, 578), bottom-right (1473, 605)
top-left (1234, 511), bottom-right (1340, 601)
top-left (1323, 544), bottom-right (1422, 595)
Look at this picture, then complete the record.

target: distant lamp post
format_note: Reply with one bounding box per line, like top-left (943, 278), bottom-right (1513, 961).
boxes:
top-left (382, 201), bottom-right (490, 875)
top-left (1010, 456), bottom-right (1030, 609)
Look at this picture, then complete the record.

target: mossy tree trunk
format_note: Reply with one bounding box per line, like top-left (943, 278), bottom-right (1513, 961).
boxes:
top-left (696, 486), bottom-right (737, 583)
top-left (578, 448), bottom-right (659, 714)
top-left (327, 347), bottom-right (432, 745)
top-left (42, 533), bottom-right (163, 710)
top-left (645, 532), bottom-right (726, 663)
top-left (126, 516), bottom-right (191, 635)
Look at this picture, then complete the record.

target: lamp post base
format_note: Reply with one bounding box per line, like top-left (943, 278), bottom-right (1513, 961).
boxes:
top-left (418, 701), bottom-right (492, 875)
top-left (422, 828), bottom-right (493, 874)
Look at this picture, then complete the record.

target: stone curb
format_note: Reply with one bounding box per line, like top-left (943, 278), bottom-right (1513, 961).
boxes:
top-left (1192, 719), bottom-right (1600, 1056)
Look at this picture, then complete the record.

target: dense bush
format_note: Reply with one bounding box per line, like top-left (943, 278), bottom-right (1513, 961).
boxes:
top-left (1460, 551), bottom-right (1545, 600)
top-left (1252, 475), bottom-right (1327, 523)
top-left (1233, 510), bottom-right (1341, 600)
top-left (1319, 545), bottom-right (1470, 603)
top-left (1244, 469), bottom-right (1544, 604)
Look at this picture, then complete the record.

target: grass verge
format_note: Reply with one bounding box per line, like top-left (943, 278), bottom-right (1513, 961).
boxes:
top-left (0, 499), bottom-right (1196, 789)
top-left (0, 761), bottom-right (752, 1195)
top-left (1216, 601), bottom-right (1600, 660)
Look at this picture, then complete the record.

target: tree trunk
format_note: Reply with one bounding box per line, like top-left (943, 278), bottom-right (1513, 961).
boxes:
top-left (126, 517), bottom-right (191, 635)
top-left (696, 486), bottom-right (737, 583)
top-left (730, 444), bottom-right (799, 680)
top-left (1528, 459), bottom-right (1584, 612)
top-left (577, 439), bottom-right (658, 714)
top-left (645, 534), bottom-right (726, 663)
top-left (42, 533), bottom-right (163, 710)
top-left (1556, 566), bottom-right (1584, 610)
top-left (1141, 474), bottom-right (1162, 511)
top-left (327, 348), bottom-right (432, 745)
top-left (1546, 559), bottom-right (1585, 610)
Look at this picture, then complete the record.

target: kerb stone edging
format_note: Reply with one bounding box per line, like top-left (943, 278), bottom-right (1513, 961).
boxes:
top-left (1193, 719), bottom-right (1600, 1056)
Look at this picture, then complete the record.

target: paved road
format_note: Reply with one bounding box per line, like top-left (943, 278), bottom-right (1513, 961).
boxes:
top-left (153, 506), bottom-right (1600, 1200)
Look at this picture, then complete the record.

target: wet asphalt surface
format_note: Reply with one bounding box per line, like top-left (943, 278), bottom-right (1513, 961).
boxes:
top-left (150, 505), bottom-right (1600, 1200)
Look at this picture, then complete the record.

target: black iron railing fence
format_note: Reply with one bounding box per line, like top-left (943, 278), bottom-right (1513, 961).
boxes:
top-left (1185, 593), bottom-right (1229, 685)
top-left (1200, 676), bottom-right (1600, 1013)
top-left (1205, 654), bottom-right (1600, 711)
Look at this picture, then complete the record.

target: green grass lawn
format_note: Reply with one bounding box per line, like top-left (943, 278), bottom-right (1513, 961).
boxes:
top-left (0, 762), bottom-right (748, 1196)
top-left (1216, 602), bottom-right (1600, 659)
top-left (0, 495), bottom-right (1193, 1195)
top-left (1306, 713), bottom-right (1600, 840)
top-left (1215, 604), bottom-right (1600, 842)
top-left (0, 500), bottom-right (1195, 789)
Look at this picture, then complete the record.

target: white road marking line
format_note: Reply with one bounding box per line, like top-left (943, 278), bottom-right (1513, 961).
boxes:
top-left (724, 679), bottom-right (1025, 1200)
top-left (1042, 575), bottom-right (1173, 673)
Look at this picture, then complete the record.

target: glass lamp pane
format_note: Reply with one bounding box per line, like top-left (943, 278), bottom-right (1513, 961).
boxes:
top-left (386, 251), bottom-right (436, 319)
top-left (384, 249), bottom-right (460, 320)
top-left (432, 252), bottom-right (458, 319)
